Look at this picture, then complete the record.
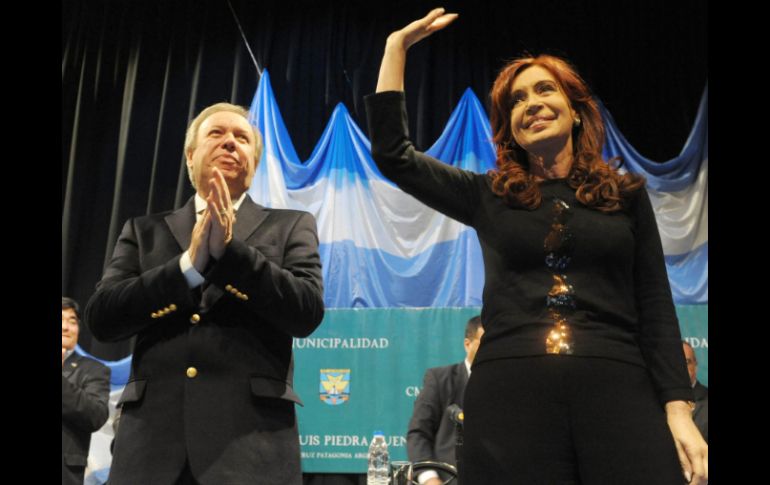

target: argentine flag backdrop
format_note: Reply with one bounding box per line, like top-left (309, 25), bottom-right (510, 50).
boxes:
top-left (79, 72), bottom-right (707, 479)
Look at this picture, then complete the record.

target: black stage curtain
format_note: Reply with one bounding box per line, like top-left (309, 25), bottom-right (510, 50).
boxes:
top-left (62, 0), bottom-right (707, 359)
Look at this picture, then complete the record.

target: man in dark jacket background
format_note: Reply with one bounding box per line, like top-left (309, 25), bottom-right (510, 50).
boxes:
top-left (407, 316), bottom-right (483, 484)
top-left (62, 297), bottom-right (110, 485)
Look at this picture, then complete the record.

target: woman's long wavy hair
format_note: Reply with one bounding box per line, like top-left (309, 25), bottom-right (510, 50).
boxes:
top-left (488, 54), bottom-right (644, 212)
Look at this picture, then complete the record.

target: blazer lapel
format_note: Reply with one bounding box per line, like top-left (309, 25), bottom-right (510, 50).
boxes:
top-left (62, 353), bottom-right (80, 379)
top-left (165, 197), bottom-right (197, 252)
top-left (233, 195), bottom-right (270, 242)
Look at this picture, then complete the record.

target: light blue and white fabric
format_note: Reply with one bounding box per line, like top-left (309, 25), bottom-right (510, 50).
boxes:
top-left (603, 85), bottom-right (708, 304)
top-left (249, 70), bottom-right (708, 308)
top-left (248, 72), bottom-right (495, 307)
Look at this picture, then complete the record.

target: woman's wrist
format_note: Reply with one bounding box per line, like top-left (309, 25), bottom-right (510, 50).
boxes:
top-left (385, 32), bottom-right (407, 50)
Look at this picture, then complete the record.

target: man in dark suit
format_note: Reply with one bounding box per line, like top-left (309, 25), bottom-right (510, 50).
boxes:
top-left (85, 102), bottom-right (324, 485)
top-left (683, 340), bottom-right (708, 443)
top-left (407, 316), bottom-right (483, 485)
top-left (62, 297), bottom-right (111, 485)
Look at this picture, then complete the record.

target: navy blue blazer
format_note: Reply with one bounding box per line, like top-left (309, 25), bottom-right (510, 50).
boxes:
top-left (62, 352), bottom-right (110, 485)
top-left (86, 196), bottom-right (324, 485)
top-left (407, 361), bottom-right (468, 478)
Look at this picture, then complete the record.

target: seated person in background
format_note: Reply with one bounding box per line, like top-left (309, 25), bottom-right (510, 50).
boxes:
top-left (407, 316), bottom-right (483, 484)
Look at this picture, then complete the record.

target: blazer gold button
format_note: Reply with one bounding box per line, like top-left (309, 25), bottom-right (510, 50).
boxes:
top-left (225, 284), bottom-right (233, 291)
top-left (151, 312), bottom-right (158, 319)
top-left (169, 304), bottom-right (177, 311)
top-left (229, 287), bottom-right (239, 295)
top-left (190, 313), bottom-right (201, 324)
top-left (186, 367), bottom-right (198, 378)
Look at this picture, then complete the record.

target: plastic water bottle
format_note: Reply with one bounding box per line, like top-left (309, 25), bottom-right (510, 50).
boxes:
top-left (366, 430), bottom-right (390, 485)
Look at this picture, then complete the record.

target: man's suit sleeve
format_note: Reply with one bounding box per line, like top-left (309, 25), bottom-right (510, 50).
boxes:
top-left (86, 218), bottom-right (197, 342)
top-left (205, 210), bottom-right (324, 337)
top-left (62, 360), bottom-right (111, 432)
top-left (407, 368), bottom-right (442, 463)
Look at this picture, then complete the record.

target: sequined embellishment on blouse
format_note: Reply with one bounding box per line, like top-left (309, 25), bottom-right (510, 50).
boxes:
top-left (544, 197), bottom-right (575, 354)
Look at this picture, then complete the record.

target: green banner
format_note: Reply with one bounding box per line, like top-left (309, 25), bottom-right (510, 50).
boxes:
top-left (295, 305), bottom-right (708, 473)
top-left (675, 304), bottom-right (709, 386)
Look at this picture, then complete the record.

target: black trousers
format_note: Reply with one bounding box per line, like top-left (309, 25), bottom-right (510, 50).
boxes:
top-left (461, 355), bottom-right (684, 485)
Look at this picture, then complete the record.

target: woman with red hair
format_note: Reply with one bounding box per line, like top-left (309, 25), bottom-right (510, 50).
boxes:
top-left (365, 8), bottom-right (707, 485)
